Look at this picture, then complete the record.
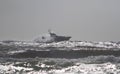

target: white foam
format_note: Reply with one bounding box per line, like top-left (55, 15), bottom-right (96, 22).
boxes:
top-left (0, 64), bottom-right (33, 74)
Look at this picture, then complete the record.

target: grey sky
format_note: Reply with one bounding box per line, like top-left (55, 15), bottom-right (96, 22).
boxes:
top-left (0, 0), bottom-right (120, 41)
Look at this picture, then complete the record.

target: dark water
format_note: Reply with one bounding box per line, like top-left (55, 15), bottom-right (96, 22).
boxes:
top-left (9, 49), bottom-right (120, 58)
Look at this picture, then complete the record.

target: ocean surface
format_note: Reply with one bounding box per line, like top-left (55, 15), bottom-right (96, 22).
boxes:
top-left (0, 40), bottom-right (120, 74)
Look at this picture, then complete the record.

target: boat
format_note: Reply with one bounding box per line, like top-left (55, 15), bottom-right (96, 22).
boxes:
top-left (34, 30), bottom-right (71, 43)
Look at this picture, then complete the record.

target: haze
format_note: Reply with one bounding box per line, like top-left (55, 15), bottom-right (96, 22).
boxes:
top-left (0, 0), bottom-right (120, 41)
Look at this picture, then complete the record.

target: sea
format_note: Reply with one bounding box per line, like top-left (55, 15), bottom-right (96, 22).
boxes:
top-left (0, 40), bottom-right (120, 74)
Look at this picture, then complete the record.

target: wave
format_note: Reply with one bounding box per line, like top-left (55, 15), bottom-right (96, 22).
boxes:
top-left (0, 56), bottom-right (120, 74)
top-left (1, 41), bottom-right (120, 73)
top-left (0, 41), bottom-right (120, 58)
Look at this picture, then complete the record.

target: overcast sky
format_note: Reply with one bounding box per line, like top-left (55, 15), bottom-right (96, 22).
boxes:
top-left (0, 0), bottom-right (120, 41)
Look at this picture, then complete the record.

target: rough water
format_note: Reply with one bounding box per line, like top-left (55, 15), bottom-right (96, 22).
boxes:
top-left (0, 40), bottom-right (120, 74)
